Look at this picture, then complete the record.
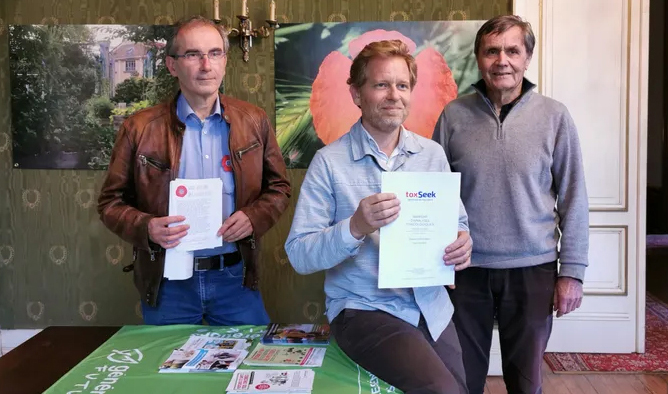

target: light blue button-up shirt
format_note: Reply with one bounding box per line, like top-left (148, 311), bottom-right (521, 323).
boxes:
top-left (176, 94), bottom-right (236, 256)
top-left (285, 120), bottom-right (469, 341)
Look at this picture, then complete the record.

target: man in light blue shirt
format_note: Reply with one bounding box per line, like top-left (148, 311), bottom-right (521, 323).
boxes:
top-left (176, 93), bottom-right (237, 259)
top-left (285, 40), bottom-right (471, 394)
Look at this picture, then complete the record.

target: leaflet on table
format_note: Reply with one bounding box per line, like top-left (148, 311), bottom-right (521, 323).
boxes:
top-left (378, 171), bottom-right (461, 288)
top-left (226, 369), bottom-right (315, 393)
top-left (159, 335), bottom-right (250, 373)
top-left (261, 323), bottom-right (330, 345)
top-left (244, 344), bottom-right (326, 367)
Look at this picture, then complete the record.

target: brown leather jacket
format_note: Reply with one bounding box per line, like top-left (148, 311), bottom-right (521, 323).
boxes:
top-left (97, 93), bottom-right (291, 307)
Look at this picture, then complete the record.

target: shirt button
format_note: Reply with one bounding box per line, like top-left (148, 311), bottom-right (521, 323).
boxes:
top-left (205, 155), bottom-right (210, 159)
top-left (203, 130), bottom-right (208, 134)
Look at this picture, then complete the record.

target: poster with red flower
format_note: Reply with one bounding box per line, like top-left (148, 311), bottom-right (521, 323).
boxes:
top-left (274, 21), bottom-right (484, 168)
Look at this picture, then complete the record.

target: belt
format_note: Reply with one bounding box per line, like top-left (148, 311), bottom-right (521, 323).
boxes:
top-left (194, 251), bottom-right (242, 271)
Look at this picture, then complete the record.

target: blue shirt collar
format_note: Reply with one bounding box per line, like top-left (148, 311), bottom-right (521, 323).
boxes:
top-left (349, 119), bottom-right (422, 162)
top-left (176, 93), bottom-right (222, 123)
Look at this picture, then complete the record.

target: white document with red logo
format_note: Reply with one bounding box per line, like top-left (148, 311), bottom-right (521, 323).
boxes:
top-left (169, 178), bottom-right (223, 252)
top-left (378, 171), bottom-right (461, 289)
top-left (163, 178), bottom-right (223, 280)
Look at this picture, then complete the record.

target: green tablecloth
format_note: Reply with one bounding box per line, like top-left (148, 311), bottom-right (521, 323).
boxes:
top-left (45, 325), bottom-right (400, 393)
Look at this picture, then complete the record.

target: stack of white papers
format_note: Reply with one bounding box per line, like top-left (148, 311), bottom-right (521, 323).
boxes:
top-left (164, 178), bottom-right (223, 280)
top-left (226, 369), bottom-right (315, 393)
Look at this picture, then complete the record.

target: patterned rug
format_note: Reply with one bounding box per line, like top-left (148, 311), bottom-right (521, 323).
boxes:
top-left (544, 294), bottom-right (668, 373)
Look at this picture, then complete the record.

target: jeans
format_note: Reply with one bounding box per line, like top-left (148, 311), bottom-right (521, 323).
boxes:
top-left (141, 262), bottom-right (270, 326)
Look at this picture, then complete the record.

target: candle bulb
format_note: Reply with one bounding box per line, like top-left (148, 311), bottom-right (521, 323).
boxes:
top-left (241, 0), bottom-right (248, 16)
top-left (214, 0), bottom-right (220, 20)
top-left (269, 0), bottom-right (276, 21)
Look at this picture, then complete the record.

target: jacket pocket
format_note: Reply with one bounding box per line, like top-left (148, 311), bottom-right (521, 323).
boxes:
top-left (138, 154), bottom-right (169, 171)
top-left (235, 141), bottom-right (261, 160)
top-left (135, 153), bottom-right (171, 213)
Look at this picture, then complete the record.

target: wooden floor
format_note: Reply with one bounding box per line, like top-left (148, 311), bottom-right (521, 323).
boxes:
top-left (484, 362), bottom-right (668, 394)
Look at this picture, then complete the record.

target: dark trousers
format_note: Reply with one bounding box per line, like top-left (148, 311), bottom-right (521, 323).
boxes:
top-left (331, 309), bottom-right (468, 394)
top-left (449, 262), bottom-right (557, 394)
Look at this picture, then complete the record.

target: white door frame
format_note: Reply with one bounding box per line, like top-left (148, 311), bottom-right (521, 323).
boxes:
top-left (513, 0), bottom-right (648, 354)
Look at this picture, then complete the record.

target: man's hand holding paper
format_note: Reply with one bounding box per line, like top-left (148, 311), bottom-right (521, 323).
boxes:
top-left (148, 215), bottom-right (189, 249)
top-left (443, 231), bottom-right (472, 271)
top-left (442, 230), bottom-right (473, 289)
top-left (349, 193), bottom-right (401, 240)
top-left (217, 211), bottom-right (253, 242)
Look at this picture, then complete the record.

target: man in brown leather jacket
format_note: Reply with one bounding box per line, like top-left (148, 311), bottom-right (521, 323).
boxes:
top-left (97, 16), bottom-right (290, 325)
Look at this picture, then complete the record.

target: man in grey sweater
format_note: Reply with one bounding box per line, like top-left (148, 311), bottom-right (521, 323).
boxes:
top-left (432, 15), bottom-right (589, 394)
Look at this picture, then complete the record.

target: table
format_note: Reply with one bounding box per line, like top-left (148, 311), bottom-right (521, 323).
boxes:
top-left (0, 325), bottom-right (398, 394)
top-left (0, 326), bottom-right (121, 394)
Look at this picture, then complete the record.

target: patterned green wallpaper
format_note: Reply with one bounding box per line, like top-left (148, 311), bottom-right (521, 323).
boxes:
top-left (0, 0), bottom-right (511, 328)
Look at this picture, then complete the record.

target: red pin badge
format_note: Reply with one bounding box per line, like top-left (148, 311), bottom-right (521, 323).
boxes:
top-left (222, 155), bottom-right (233, 172)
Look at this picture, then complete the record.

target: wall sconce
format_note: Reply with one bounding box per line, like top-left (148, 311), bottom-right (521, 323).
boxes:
top-left (213, 0), bottom-right (280, 62)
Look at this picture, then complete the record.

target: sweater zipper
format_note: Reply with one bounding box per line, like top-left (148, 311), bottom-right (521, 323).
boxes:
top-left (484, 100), bottom-right (503, 140)
top-left (485, 100), bottom-right (504, 140)
top-left (472, 86), bottom-right (508, 140)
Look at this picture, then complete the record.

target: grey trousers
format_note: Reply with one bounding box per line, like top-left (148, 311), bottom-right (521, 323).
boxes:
top-left (448, 261), bottom-right (557, 394)
top-left (331, 309), bottom-right (468, 394)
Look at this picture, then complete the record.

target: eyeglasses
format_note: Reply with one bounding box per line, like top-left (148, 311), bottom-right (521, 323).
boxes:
top-left (171, 49), bottom-right (226, 62)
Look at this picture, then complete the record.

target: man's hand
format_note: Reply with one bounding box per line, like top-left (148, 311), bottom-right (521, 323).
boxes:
top-left (349, 193), bottom-right (400, 239)
top-left (148, 215), bottom-right (189, 249)
top-left (443, 231), bottom-right (472, 271)
top-left (217, 211), bottom-right (253, 242)
top-left (553, 277), bottom-right (583, 317)
top-left (443, 231), bottom-right (472, 289)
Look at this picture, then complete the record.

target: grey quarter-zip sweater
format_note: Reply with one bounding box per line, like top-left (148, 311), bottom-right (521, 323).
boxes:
top-left (433, 80), bottom-right (589, 281)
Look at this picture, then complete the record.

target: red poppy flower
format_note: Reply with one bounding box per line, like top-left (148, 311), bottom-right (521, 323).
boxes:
top-left (310, 29), bottom-right (458, 145)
